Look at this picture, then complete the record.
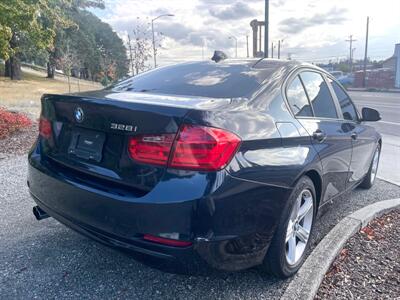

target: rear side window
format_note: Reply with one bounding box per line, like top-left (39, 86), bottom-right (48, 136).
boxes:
top-left (300, 72), bottom-right (338, 119)
top-left (286, 76), bottom-right (313, 117)
top-left (330, 80), bottom-right (358, 121)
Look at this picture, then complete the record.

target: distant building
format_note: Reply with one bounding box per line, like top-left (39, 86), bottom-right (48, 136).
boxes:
top-left (382, 54), bottom-right (397, 70)
top-left (394, 44), bottom-right (400, 88)
top-left (383, 44), bottom-right (398, 69)
top-left (354, 43), bottom-right (399, 89)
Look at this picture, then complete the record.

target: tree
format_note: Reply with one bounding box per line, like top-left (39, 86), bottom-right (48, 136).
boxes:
top-left (45, 0), bottom-right (105, 78)
top-left (0, 0), bottom-right (127, 82)
top-left (0, 0), bottom-right (65, 80)
top-left (58, 43), bottom-right (80, 92)
top-left (128, 21), bottom-right (152, 76)
top-left (0, 25), bottom-right (12, 61)
top-left (65, 10), bottom-right (128, 82)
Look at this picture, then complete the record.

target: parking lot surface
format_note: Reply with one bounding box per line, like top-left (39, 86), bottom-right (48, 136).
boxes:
top-left (1, 156), bottom-right (400, 299)
top-left (350, 91), bottom-right (400, 185)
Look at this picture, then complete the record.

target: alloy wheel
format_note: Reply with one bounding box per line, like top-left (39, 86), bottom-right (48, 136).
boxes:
top-left (285, 189), bottom-right (314, 265)
top-left (370, 147), bottom-right (380, 185)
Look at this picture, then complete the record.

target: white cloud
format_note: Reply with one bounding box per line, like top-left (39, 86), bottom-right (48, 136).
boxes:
top-left (94, 0), bottom-right (400, 65)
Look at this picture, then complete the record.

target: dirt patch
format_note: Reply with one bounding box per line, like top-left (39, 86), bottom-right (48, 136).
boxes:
top-left (316, 210), bottom-right (400, 299)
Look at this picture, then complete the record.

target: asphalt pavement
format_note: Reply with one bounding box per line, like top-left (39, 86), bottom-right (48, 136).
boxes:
top-left (349, 91), bottom-right (400, 185)
top-left (1, 155), bottom-right (400, 299)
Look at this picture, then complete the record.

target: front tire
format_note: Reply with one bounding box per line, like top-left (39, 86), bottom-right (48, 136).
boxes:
top-left (262, 176), bottom-right (317, 278)
top-left (359, 144), bottom-right (381, 189)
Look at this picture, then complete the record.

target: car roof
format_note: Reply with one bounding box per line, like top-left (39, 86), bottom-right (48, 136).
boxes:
top-left (171, 58), bottom-right (300, 69)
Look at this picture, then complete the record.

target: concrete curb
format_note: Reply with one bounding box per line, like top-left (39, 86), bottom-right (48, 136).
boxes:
top-left (377, 176), bottom-right (400, 187)
top-left (281, 198), bottom-right (400, 300)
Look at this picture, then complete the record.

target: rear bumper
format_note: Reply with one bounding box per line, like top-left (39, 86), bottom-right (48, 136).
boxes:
top-left (28, 144), bottom-right (292, 271)
top-left (31, 192), bottom-right (195, 263)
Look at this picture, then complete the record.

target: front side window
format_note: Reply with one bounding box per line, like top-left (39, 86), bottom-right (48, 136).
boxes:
top-left (286, 76), bottom-right (313, 117)
top-left (300, 72), bottom-right (338, 119)
top-left (330, 80), bottom-right (358, 121)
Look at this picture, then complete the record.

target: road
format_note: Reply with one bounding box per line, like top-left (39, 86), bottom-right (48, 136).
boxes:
top-left (349, 91), bottom-right (400, 185)
top-left (1, 156), bottom-right (400, 299)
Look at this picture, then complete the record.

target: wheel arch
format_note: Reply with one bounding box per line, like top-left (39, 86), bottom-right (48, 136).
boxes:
top-left (304, 169), bottom-right (322, 210)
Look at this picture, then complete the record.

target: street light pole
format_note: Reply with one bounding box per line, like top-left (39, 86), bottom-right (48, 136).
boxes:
top-left (278, 39), bottom-right (284, 59)
top-left (229, 36), bottom-right (238, 58)
top-left (151, 14), bottom-right (174, 68)
top-left (363, 17), bottom-right (370, 87)
top-left (346, 34), bottom-right (357, 73)
top-left (246, 35), bottom-right (249, 58)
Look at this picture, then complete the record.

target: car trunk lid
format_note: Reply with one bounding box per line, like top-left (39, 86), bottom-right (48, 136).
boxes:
top-left (39, 91), bottom-right (232, 193)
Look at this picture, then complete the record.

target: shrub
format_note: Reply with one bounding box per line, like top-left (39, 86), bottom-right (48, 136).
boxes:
top-left (0, 107), bottom-right (32, 139)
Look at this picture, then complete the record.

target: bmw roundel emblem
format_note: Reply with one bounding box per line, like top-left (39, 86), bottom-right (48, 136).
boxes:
top-left (74, 107), bottom-right (84, 123)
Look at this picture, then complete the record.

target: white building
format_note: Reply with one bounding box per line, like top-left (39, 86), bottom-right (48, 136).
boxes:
top-left (395, 44), bottom-right (400, 88)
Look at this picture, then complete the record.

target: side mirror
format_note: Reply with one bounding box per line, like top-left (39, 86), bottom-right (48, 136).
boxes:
top-left (362, 107), bottom-right (381, 122)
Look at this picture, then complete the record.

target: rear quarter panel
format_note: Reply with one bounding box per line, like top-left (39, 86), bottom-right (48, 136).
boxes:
top-left (183, 78), bottom-right (323, 190)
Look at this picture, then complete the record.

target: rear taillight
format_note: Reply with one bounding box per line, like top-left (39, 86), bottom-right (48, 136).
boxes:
top-left (170, 125), bottom-right (241, 171)
top-left (128, 125), bottom-right (241, 171)
top-left (128, 134), bottom-right (175, 166)
top-left (39, 117), bottom-right (52, 139)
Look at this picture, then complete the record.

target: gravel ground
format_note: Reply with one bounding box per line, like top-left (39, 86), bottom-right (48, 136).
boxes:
top-left (316, 210), bottom-right (400, 299)
top-left (0, 124), bottom-right (37, 159)
top-left (1, 155), bottom-right (400, 299)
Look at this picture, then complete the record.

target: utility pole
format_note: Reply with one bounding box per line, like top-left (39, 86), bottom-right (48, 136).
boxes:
top-left (363, 17), bottom-right (369, 87)
top-left (264, 0), bottom-right (269, 58)
top-left (278, 40), bottom-right (281, 59)
top-left (345, 35), bottom-right (357, 73)
top-left (246, 35), bottom-right (249, 58)
top-left (271, 42), bottom-right (274, 58)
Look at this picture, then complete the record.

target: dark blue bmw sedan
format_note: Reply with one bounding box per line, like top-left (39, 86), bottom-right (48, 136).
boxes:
top-left (28, 58), bottom-right (381, 278)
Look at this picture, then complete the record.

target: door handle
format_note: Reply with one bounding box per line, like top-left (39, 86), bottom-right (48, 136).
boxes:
top-left (351, 132), bottom-right (358, 140)
top-left (312, 130), bottom-right (326, 142)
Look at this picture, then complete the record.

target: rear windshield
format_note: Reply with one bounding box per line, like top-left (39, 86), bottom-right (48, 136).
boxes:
top-left (108, 62), bottom-right (273, 99)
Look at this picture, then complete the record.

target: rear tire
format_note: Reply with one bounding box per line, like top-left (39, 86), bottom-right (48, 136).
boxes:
top-left (359, 144), bottom-right (381, 189)
top-left (262, 176), bottom-right (317, 278)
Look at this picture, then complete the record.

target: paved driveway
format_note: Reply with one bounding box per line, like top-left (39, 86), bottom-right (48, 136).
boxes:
top-left (1, 156), bottom-right (400, 299)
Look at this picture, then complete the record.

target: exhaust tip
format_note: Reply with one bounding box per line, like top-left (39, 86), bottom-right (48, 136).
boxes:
top-left (33, 206), bottom-right (50, 221)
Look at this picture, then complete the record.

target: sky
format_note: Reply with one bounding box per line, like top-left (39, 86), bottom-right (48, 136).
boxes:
top-left (92, 0), bottom-right (400, 66)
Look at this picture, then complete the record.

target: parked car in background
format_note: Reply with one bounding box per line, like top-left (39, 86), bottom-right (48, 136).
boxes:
top-left (28, 59), bottom-right (381, 278)
top-left (330, 70), bottom-right (355, 86)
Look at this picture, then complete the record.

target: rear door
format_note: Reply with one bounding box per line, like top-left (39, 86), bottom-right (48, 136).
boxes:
top-left (286, 70), bottom-right (353, 203)
top-left (327, 78), bottom-right (378, 185)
